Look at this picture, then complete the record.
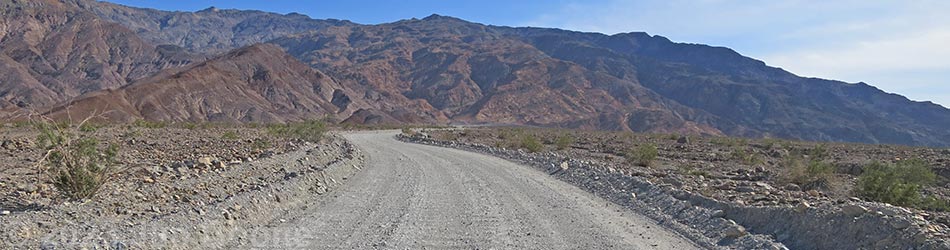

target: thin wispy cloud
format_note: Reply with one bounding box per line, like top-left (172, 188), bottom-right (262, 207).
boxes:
top-left (525, 0), bottom-right (950, 107)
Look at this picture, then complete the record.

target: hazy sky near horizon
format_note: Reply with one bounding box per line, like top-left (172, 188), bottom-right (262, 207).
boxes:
top-left (110, 0), bottom-right (950, 108)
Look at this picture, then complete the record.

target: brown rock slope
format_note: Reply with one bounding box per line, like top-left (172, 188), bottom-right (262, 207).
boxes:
top-left (0, 0), bottom-right (196, 111)
top-left (497, 28), bottom-right (950, 146)
top-left (46, 44), bottom-right (369, 122)
top-left (11, 1), bottom-right (950, 146)
top-left (272, 16), bottom-right (722, 134)
top-left (77, 0), bottom-right (354, 54)
top-left (273, 15), bottom-right (950, 145)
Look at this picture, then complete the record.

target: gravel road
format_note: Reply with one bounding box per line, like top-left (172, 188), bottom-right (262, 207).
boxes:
top-left (244, 131), bottom-right (698, 249)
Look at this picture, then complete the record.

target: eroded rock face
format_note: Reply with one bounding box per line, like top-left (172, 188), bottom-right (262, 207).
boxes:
top-left (44, 44), bottom-right (370, 123)
top-left (0, 0), bottom-right (199, 110)
top-left (270, 16), bottom-right (721, 135)
top-left (268, 15), bottom-right (950, 146)
top-left (6, 1), bottom-right (950, 146)
top-left (77, 0), bottom-right (354, 54)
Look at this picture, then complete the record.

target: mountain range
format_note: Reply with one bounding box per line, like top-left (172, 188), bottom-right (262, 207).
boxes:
top-left (2, 0), bottom-right (949, 147)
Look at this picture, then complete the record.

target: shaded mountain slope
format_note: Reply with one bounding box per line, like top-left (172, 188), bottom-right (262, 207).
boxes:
top-left (46, 44), bottom-right (369, 122)
top-left (8, 1), bottom-right (950, 146)
top-left (272, 16), bottom-right (724, 134)
top-left (496, 29), bottom-right (950, 145)
top-left (0, 0), bottom-right (197, 110)
top-left (78, 0), bottom-right (354, 54)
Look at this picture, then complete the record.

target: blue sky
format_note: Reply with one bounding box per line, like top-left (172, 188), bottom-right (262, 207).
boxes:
top-left (109, 0), bottom-right (950, 108)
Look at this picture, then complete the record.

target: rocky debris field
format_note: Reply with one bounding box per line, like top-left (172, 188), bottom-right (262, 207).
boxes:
top-left (407, 128), bottom-right (950, 249)
top-left (0, 125), bottom-right (296, 212)
top-left (0, 125), bottom-right (365, 249)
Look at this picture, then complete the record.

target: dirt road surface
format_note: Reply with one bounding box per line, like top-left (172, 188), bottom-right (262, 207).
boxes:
top-left (242, 131), bottom-right (698, 249)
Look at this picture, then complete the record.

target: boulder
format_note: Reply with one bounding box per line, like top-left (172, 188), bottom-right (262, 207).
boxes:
top-left (723, 222), bottom-right (747, 238)
top-left (841, 204), bottom-right (867, 217)
top-left (198, 157), bottom-right (214, 167)
top-left (676, 136), bottom-right (690, 144)
top-left (795, 202), bottom-right (811, 213)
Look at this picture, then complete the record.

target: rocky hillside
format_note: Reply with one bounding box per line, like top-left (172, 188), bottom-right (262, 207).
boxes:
top-left (44, 44), bottom-right (369, 123)
top-left (497, 28), bottom-right (950, 146)
top-left (0, 0), bottom-right (197, 111)
top-left (4, 0), bottom-right (950, 146)
top-left (76, 1), bottom-right (353, 54)
top-left (270, 16), bottom-right (721, 135)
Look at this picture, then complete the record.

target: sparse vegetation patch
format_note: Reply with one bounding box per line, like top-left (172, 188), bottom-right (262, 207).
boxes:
top-left (783, 153), bottom-right (836, 191)
top-left (627, 143), bottom-right (658, 167)
top-left (856, 159), bottom-right (948, 210)
top-left (221, 131), bottom-right (240, 140)
top-left (520, 134), bottom-right (543, 153)
top-left (554, 133), bottom-right (574, 150)
top-left (35, 120), bottom-right (118, 200)
top-left (266, 120), bottom-right (328, 142)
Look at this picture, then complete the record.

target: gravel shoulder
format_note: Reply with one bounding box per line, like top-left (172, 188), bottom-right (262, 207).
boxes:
top-left (0, 127), bottom-right (365, 249)
top-left (242, 130), bottom-right (699, 249)
top-left (410, 128), bottom-right (950, 249)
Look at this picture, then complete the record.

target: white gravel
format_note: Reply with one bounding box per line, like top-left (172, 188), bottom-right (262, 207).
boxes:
top-left (242, 131), bottom-right (698, 249)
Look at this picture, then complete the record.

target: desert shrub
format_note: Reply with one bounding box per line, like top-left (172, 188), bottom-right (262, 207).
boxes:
top-left (179, 122), bottom-right (199, 130)
top-left (35, 120), bottom-right (117, 200)
top-left (133, 119), bottom-right (167, 129)
top-left (678, 164), bottom-right (709, 177)
top-left (520, 134), bottom-right (543, 153)
top-left (266, 120), bottom-right (328, 142)
top-left (666, 133), bottom-right (681, 141)
top-left (626, 143), bottom-right (658, 167)
top-left (78, 122), bottom-right (102, 133)
top-left (12, 121), bottom-right (32, 128)
top-left (785, 154), bottom-right (836, 190)
top-left (710, 136), bottom-right (748, 147)
top-left (731, 147), bottom-right (762, 165)
top-left (554, 134), bottom-right (574, 150)
top-left (221, 131), bottom-right (240, 140)
top-left (856, 159), bottom-right (938, 208)
top-left (434, 131), bottom-right (459, 141)
top-left (251, 138), bottom-right (271, 151)
top-left (808, 144), bottom-right (830, 160)
top-left (919, 196), bottom-right (950, 212)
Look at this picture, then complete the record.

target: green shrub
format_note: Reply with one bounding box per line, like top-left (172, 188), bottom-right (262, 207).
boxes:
top-left (133, 120), bottom-right (166, 129)
top-left (919, 196), bottom-right (950, 212)
top-left (784, 154), bottom-right (836, 190)
top-left (626, 143), bottom-right (658, 167)
top-left (710, 137), bottom-right (747, 147)
top-left (435, 131), bottom-right (459, 141)
top-left (78, 122), bottom-right (101, 133)
top-left (221, 131), bottom-right (240, 140)
top-left (35, 120), bottom-right (117, 200)
top-left (666, 133), bottom-right (680, 141)
top-left (252, 139), bottom-right (271, 151)
top-left (266, 120), bottom-right (328, 142)
top-left (520, 134), bottom-right (543, 153)
top-left (857, 159), bottom-right (939, 208)
top-left (12, 121), bottom-right (32, 128)
top-left (678, 164), bottom-right (709, 177)
top-left (808, 144), bottom-right (829, 160)
top-left (554, 134), bottom-right (574, 150)
top-left (180, 122), bottom-right (199, 130)
top-left (731, 147), bottom-right (762, 165)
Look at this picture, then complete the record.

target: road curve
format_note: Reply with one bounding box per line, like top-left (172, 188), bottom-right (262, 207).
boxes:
top-left (244, 131), bottom-right (698, 249)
